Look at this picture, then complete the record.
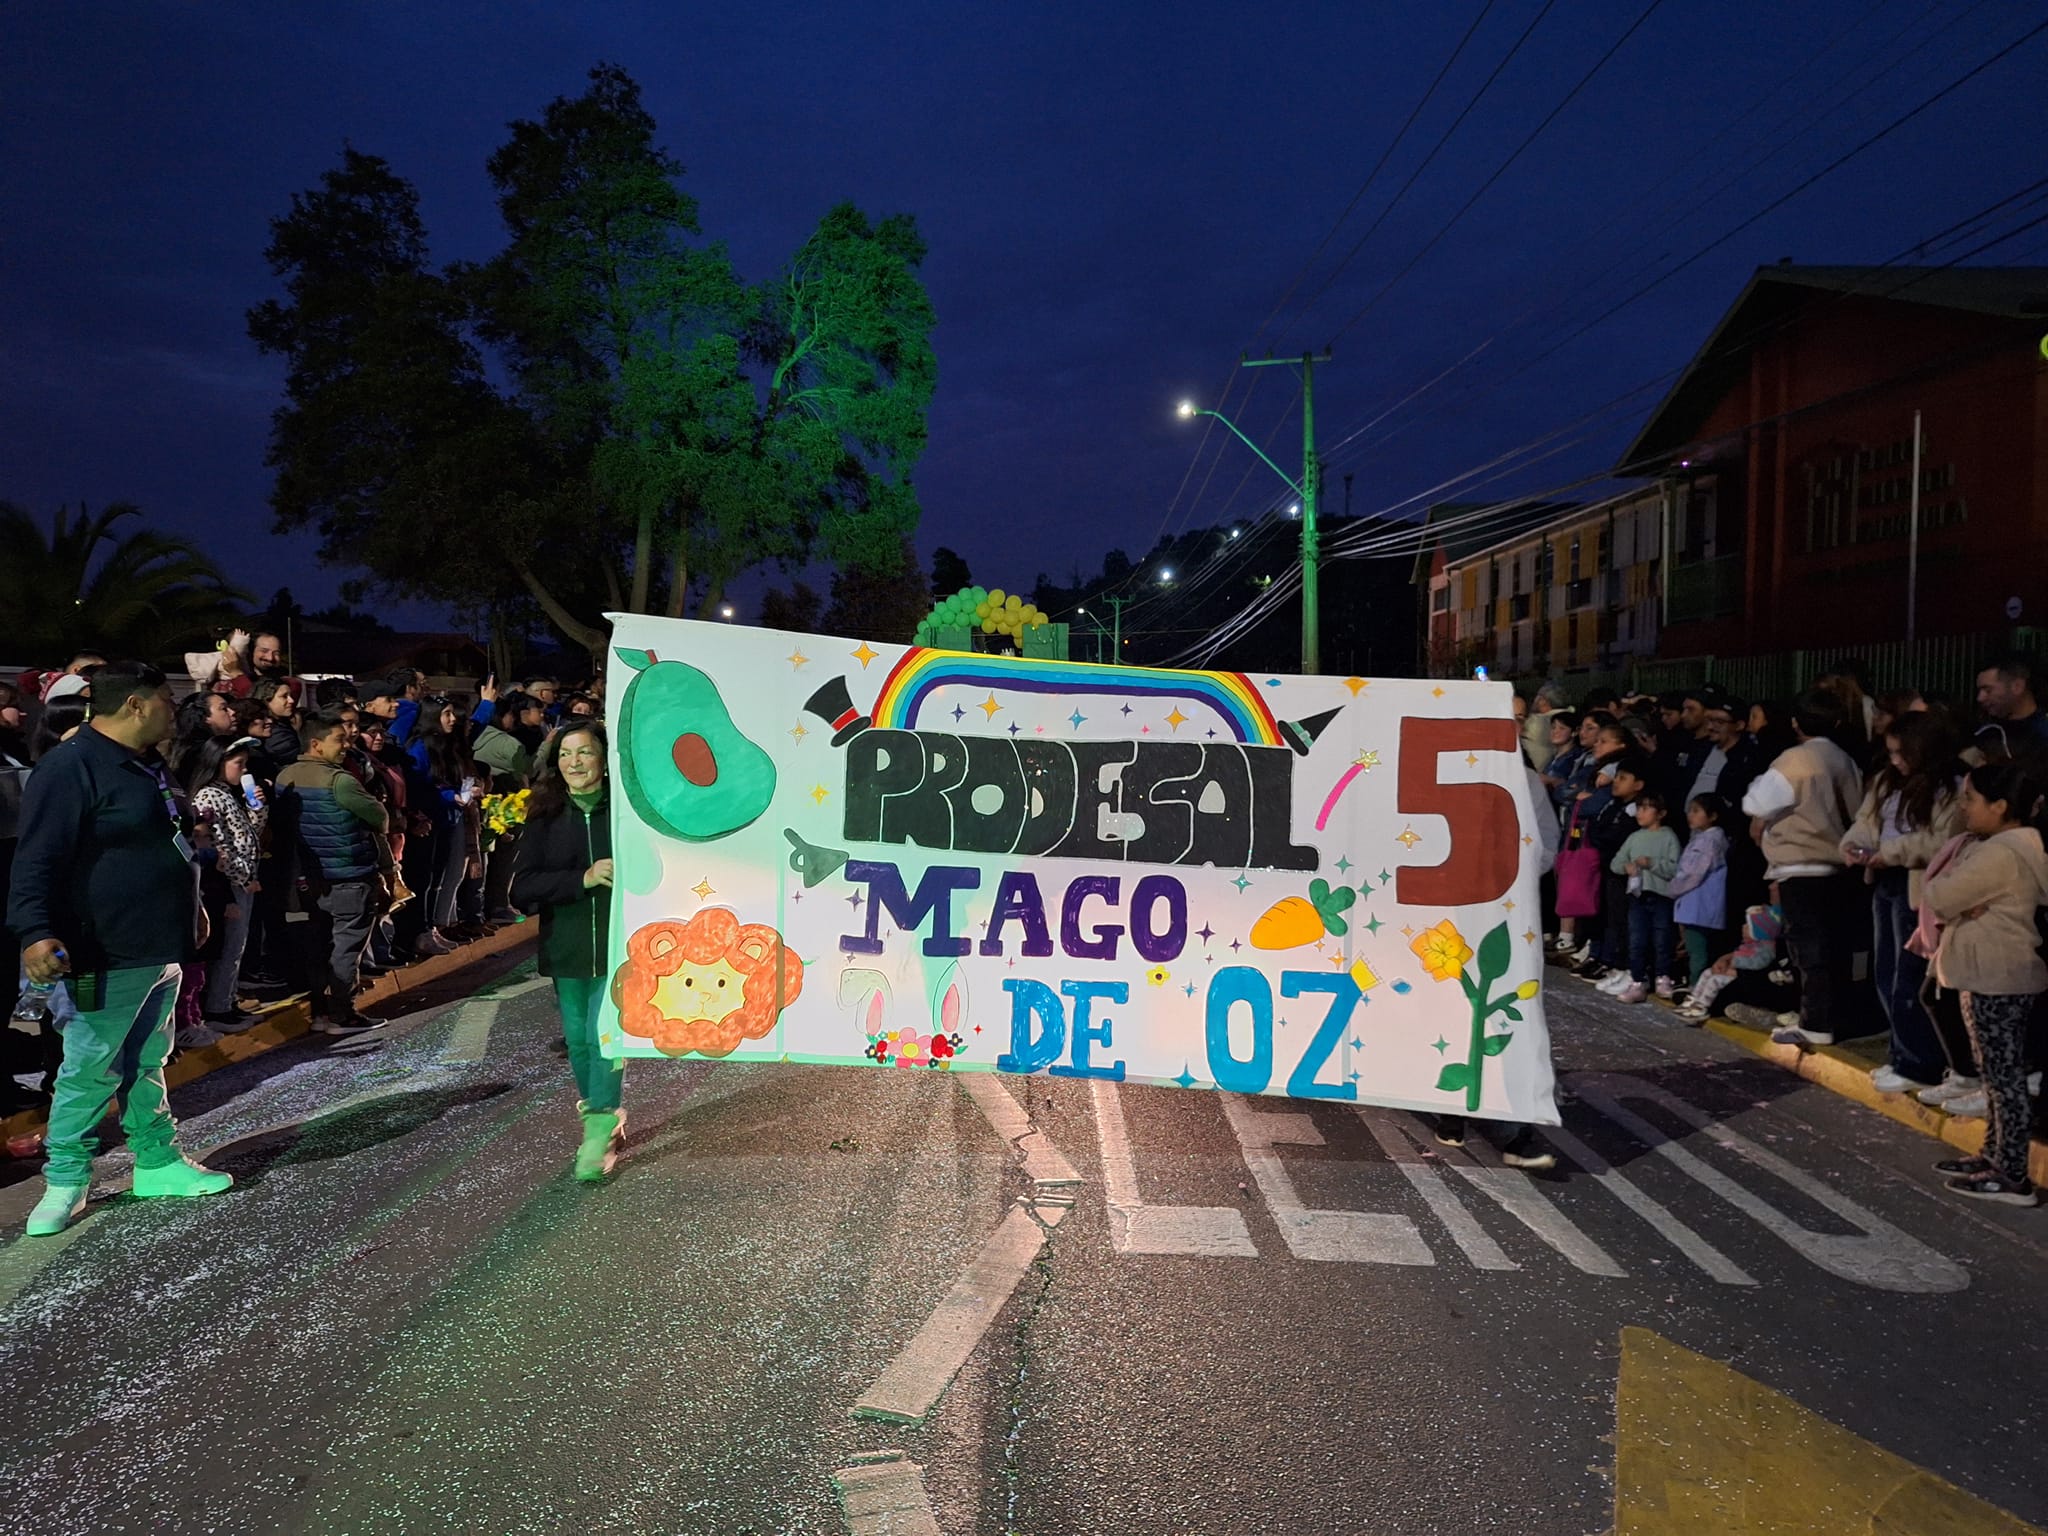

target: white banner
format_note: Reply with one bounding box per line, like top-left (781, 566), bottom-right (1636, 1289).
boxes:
top-left (598, 615), bottom-right (1557, 1123)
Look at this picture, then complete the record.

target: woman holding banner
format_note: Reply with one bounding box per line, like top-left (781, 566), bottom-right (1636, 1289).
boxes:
top-left (511, 723), bottom-right (624, 1181)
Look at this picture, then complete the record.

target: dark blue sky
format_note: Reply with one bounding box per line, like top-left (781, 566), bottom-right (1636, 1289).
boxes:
top-left (5, 2), bottom-right (2044, 633)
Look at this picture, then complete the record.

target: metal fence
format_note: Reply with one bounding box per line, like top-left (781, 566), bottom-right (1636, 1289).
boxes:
top-left (1516, 627), bottom-right (2045, 705)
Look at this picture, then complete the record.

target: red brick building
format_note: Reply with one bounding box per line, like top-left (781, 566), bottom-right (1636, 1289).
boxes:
top-left (1624, 264), bottom-right (2048, 660)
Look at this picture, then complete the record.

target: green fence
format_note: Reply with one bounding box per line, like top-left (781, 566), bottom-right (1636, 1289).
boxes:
top-left (1519, 627), bottom-right (2045, 704)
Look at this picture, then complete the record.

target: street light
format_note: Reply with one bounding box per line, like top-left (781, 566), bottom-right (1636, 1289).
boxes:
top-left (719, 604), bottom-right (735, 621)
top-left (1176, 354), bottom-right (1330, 673)
top-left (1159, 568), bottom-right (1175, 584)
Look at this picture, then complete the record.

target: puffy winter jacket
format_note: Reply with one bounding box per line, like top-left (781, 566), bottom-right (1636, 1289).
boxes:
top-left (275, 757), bottom-right (388, 883)
top-left (1921, 825), bottom-right (2048, 995)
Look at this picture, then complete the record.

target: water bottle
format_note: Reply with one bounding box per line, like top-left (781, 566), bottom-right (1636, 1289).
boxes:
top-left (13, 979), bottom-right (58, 1025)
top-left (243, 777), bottom-right (263, 809)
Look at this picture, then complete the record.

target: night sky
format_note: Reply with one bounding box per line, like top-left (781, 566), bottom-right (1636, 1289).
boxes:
top-left (6, 2), bottom-right (2044, 634)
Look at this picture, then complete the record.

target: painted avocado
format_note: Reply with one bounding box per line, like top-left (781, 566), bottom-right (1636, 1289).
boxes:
top-left (614, 647), bottom-right (777, 842)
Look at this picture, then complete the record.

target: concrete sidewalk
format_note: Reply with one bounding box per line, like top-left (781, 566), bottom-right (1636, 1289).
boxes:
top-left (2, 922), bottom-right (536, 1152)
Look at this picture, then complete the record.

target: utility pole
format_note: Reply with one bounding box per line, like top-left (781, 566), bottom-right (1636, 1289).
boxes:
top-left (1107, 594), bottom-right (1131, 662)
top-left (1905, 409), bottom-right (1922, 644)
top-left (1241, 352), bottom-right (1331, 674)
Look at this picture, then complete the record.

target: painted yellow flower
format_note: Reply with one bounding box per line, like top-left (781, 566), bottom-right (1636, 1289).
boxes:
top-left (1146, 965), bottom-right (1171, 988)
top-left (1410, 920), bottom-right (1473, 983)
top-left (1515, 979), bottom-right (1541, 1000)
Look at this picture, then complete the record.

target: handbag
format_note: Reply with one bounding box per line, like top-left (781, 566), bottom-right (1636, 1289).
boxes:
top-left (1554, 803), bottom-right (1603, 918)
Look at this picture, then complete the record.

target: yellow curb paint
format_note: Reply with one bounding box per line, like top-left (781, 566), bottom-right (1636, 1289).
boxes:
top-left (1616, 1327), bottom-right (2043, 1534)
top-left (1700, 1016), bottom-right (2048, 1187)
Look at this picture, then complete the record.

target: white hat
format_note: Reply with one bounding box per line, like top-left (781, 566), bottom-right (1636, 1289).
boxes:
top-left (43, 674), bottom-right (90, 703)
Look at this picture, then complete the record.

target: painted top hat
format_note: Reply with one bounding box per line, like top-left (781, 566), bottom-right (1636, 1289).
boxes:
top-left (805, 675), bottom-right (873, 746)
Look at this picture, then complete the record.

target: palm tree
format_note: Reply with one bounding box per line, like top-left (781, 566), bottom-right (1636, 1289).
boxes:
top-left (0, 501), bottom-right (251, 665)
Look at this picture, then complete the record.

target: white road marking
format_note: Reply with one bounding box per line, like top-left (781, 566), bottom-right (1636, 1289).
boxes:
top-left (852, 1202), bottom-right (1049, 1424)
top-left (1540, 1122), bottom-right (1757, 1286)
top-left (1220, 1095), bottom-right (1433, 1266)
top-left (956, 1072), bottom-right (1079, 1188)
top-left (1573, 1072), bottom-right (1970, 1294)
top-left (833, 1451), bottom-right (943, 1536)
top-left (1440, 1129), bottom-right (1626, 1277)
top-left (1357, 1109), bottom-right (1516, 1271)
top-left (1090, 1080), bottom-right (1257, 1258)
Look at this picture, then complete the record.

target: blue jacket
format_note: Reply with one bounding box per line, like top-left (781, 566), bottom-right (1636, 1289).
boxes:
top-left (275, 756), bottom-right (388, 882)
top-left (1669, 825), bottom-right (1729, 929)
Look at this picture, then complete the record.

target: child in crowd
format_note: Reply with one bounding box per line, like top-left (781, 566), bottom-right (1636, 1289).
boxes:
top-left (1603, 790), bottom-right (1680, 1004)
top-left (1668, 793), bottom-right (1731, 988)
top-left (1918, 762), bottom-right (2048, 1207)
top-left (1676, 900), bottom-right (1787, 1023)
top-left (1578, 748), bottom-right (1648, 982)
top-left (1565, 724), bottom-right (1635, 968)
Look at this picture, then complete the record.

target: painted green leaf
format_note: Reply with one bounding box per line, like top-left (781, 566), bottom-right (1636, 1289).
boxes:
top-left (1436, 1061), bottom-right (1475, 1093)
top-left (1482, 1032), bottom-right (1514, 1056)
top-left (614, 646), bottom-right (654, 672)
top-left (1324, 886), bottom-right (1356, 914)
top-left (1498, 1005), bottom-right (1523, 1023)
top-left (1323, 912), bottom-right (1349, 937)
top-left (1309, 877), bottom-right (1331, 905)
top-left (1476, 921), bottom-right (1511, 982)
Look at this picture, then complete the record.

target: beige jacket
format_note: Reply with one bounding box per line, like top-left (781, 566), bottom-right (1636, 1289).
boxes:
top-left (1921, 826), bottom-right (2048, 995)
top-left (1749, 738), bottom-right (1864, 874)
top-left (1840, 783), bottom-right (1964, 908)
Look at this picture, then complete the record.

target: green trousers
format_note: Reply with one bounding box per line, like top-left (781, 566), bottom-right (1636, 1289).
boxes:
top-left (45, 963), bottom-right (186, 1187)
top-left (553, 976), bottom-right (623, 1113)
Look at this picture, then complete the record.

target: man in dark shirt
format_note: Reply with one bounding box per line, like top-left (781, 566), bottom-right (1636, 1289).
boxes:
top-left (9, 662), bottom-right (233, 1236)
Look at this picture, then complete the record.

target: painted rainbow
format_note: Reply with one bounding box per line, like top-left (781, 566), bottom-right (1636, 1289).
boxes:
top-left (869, 648), bottom-right (1286, 745)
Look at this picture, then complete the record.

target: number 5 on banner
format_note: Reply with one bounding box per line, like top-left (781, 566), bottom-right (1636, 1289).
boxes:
top-left (1394, 717), bottom-right (1520, 908)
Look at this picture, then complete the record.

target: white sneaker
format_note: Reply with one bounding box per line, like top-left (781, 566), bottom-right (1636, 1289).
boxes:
top-left (1548, 934), bottom-right (1576, 953)
top-left (1654, 977), bottom-right (1677, 1000)
top-left (1870, 1065), bottom-right (1936, 1095)
top-left (1770, 1016), bottom-right (1835, 1047)
top-left (25, 1182), bottom-right (88, 1237)
top-left (413, 932), bottom-right (455, 958)
top-left (1598, 971), bottom-right (1634, 995)
top-left (1944, 1090), bottom-right (1989, 1119)
top-left (1570, 943), bottom-right (1592, 965)
top-left (1616, 982), bottom-right (1649, 1004)
top-left (1916, 1074), bottom-right (1982, 1106)
top-left (175, 1022), bottom-right (223, 1051)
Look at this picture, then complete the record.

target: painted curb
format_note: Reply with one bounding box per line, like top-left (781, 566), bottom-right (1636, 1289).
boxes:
top-left (1699, 1014), bottom-right (2048, 1187)
top-left (2, 922), bottom-right (536, 1149)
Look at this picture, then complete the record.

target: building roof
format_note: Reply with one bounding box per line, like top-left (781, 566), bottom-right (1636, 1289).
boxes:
top-left (1408, 500), bottom-right (1577, 584)
top-left (1620, 263), bottom-right (2048, 469)
top-left (1435, 483), bottom-right (1663, 573)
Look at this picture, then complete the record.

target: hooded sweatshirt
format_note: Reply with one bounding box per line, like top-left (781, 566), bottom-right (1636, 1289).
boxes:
top-left (1920, 825), bottom-right (2048, 995)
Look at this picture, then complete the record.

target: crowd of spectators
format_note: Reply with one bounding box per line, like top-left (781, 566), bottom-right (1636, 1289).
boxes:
top-left (2, 633), bottom-right (603, 1123)
top-left (1517, 651), bottom-right (2048, 1207)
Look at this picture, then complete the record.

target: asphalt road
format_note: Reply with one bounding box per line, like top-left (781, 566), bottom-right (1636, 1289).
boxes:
top-left (3, 965), bottom-right (2045, 1535)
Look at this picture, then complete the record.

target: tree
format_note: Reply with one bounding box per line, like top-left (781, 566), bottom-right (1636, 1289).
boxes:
top-left (0, 501), bottom-right (249, 664)
top-left (819, 537), bottom-right (928, 644)
top-left (758, 581), bottom-right (824, 635)
top-left (929, 545), bottom-right (972, 598)
top-left (250, 64), bottom-right (938, 662)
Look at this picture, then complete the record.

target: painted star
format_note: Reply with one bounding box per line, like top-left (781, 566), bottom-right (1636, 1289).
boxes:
top-left (1347, 1070), bottom-right (1360, 1083)
top-left (1354, 750), bottom-right (1380, 771)
top-left (1165, 707), bottom-right (1189, 732)
top-left (791, 890), bottom-right (803, 903)
top-left (1335, 855), bottom-right (1353, 874)
top-left (951, 704), bottom-right (967, 723)
top-left (1172, 1065), bottom-right (1197, 1089)
top-left (1396, 825), bottom-right (1422, 850)
top-left (1196, 923), bottom-right (1214, 944)
top-left (979, 693), bottom-right (1003, 721)
top-left (1183, 982), bottom-right (1197, 997)
top-left (847, 891), bottom-right (864, 911)
top-left (1431, 685), bottom-right (1444, 698)
top-left (1400, 924), bottom-right (1415, 938)
top-left (1120, 703), bottom-right (1133, 716)
top-left (1328, 953), bottom-right (1346, 969)
top-left (1524, 930), bottom-right (1538, 945)
top-left (1522, 834), bottom-right (1535, 847)
top-left (1008, 722), bottom-right (1022, 736)
top-left (1229, 938), bottom-right (1243, 953)
top-left (1139, 724), bottom-right (1151, 735)
top-left (1431, 1036), bottom-right (1450, 1054)
top-left (1377, 869), bottom-right (1392, 885)
top-left (811, 784), bottom-right (830, 806)
top-left (788, 648), bottom-right (810, 669)
top-left (1069, 708), bottom-right (1087, 729)
top-left (1344, 677), bottom-right (1368, 696)
top-left (1465, 752), bottom-right (1480, 767)
top-left (1348, 1037), bottom-right (1364, 1051)
top-left (1206, 728), bottom-right (1218, 739)
top-left (1502, 899), bottom-right (1516, 913)
top-left (789, 722), bottom-right (809, 745)
top-left (1231, 873), bottom-right (1252, 893)
top-left (1035, 724), bottom-right (1046, 734)
top-left (691, 878), bottom-right (715, 901)
top-left (1265, 678), bottom-right (1282, 688)
top-left (1363, 915), bottom-right (1383, 936)
top-left (851, 641), bottom-right (880, 669)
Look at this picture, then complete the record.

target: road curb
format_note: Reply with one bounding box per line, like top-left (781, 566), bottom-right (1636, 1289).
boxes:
top-left (1697, 1013), bottom-right (2048, 1187)
top-left (3, 923), bottom-right (536, 1149)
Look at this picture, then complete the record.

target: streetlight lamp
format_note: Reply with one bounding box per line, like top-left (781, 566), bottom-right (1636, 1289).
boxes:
top-left (719, 604), bottom-right (735, 621)
top-left (1176, 351), bottom-right (1331, 674)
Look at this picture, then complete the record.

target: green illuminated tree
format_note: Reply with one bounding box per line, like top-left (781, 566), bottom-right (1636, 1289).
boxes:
top-left (249, 64), bottom-right (937, 661)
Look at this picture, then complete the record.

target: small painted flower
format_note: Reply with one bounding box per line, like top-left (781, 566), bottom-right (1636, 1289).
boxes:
top-left (1146, 965), bottom-right (1171, 987)
top-left (1410, 919), bottom-right (1474, 983)
top-left (1515, 979), bottom-right (1541, 999)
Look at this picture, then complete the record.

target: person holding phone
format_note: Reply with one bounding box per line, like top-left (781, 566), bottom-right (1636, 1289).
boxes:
top-left (511, 723), bottom-right (623, 1180)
